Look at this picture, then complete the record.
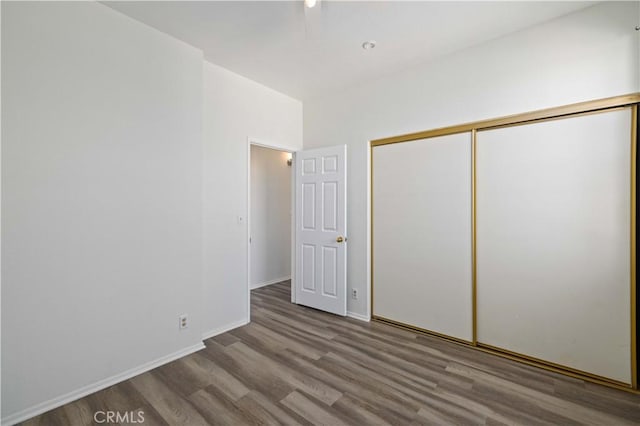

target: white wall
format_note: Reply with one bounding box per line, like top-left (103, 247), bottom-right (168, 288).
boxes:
top-left (250, 145), bottom-right (292, 289)
top-left (1, 2), bottom-right (204, 422)
top-left (1, 3), bottom-right (304, 420)
top-left (202, 62), bottom-right (302, 337)
top-left (303, 1), bottom-right (640, 318)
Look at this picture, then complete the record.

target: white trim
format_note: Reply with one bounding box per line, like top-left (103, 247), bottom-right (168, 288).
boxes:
top-left (247, 139), bottom-right (252, 322)
top-left (249, 137), bottom-right (298, 153)
top-left (291, 152), bottom-right (297, 304)
top-left (366, 140), bottom-right (372, 320)
top-left (1, 342), bottom-right (205, 426)
top-left (347, 311), bottom-right (371, 322)
top-left (251, 276), bottom-right (291, 290)
top-left (202, 318), bottom-right (249, 341)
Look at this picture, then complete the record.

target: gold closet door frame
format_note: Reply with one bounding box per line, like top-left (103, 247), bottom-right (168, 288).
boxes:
top-left (370, 93), bottom-right (640, 392)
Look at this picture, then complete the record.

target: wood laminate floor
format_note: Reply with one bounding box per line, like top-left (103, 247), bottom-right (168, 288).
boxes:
top-left (22, 281), bottom-right (640, 425)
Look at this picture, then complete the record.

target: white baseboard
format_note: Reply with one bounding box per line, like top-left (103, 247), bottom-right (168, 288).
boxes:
top-left (347, 311), bottom-right (371, 322)
top-left (1, 342), bottom-right (205, 426)
top-left (250, 276), bottom-right (291, 290)
top-left (202, 318), bottom-right (249, 341)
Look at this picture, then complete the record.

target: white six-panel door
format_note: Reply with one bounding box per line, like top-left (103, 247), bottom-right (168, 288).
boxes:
top-left (295, 145), bottom-right (347, 316)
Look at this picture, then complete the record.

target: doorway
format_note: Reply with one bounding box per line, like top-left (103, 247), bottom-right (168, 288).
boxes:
top-left (248, 144), bottom-right (293, 297)
top-left (247, 141), bottom-right (348, 320)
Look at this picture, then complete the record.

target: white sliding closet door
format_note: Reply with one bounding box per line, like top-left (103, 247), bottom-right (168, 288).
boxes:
top-left (373, 132), bottom-right (473, 342)
top-left (476, 108), bottom-right (633, 384)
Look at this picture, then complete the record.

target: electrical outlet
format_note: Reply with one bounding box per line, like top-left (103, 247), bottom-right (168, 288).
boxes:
top-left (351, 289), bottom-right (358, 300)
top-left (179, 314), bottom-right (188, 330)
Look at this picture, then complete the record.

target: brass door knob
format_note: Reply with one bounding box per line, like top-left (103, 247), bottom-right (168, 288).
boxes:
top-left (336, 236), bottom-right (345, 243)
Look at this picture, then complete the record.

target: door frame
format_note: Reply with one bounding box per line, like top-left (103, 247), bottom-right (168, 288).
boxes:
top-left (246, 137), bottom-right (297, 321)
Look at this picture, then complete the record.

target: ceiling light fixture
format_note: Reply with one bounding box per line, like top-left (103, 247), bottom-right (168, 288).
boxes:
top-left (362, 40), bottom-right (376, 50)
top-left (305, 0), bottom-right (317, 8)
